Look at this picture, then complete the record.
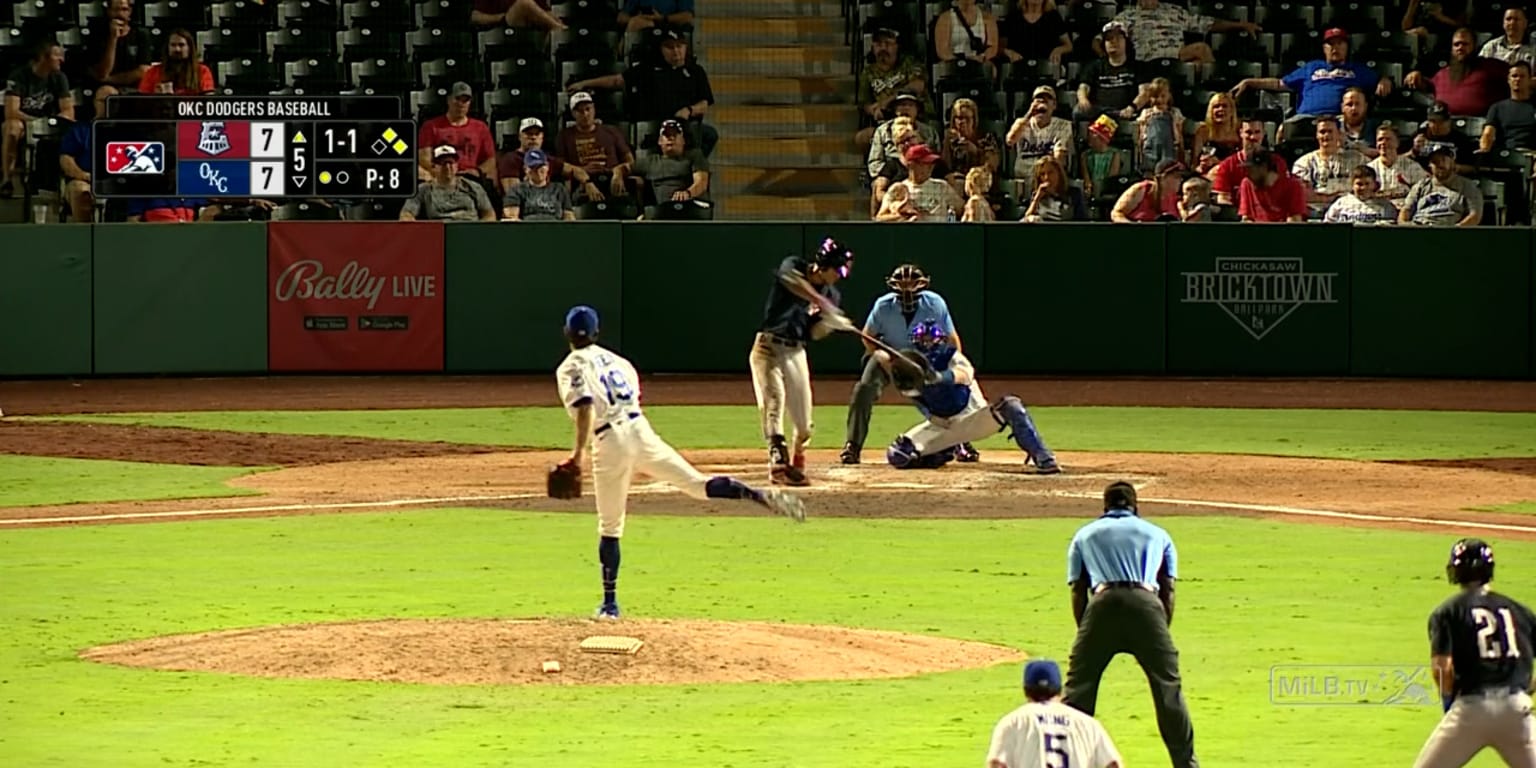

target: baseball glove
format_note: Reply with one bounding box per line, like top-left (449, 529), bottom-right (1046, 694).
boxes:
top-left (547, 459), bottom-right (583, 500)
top-left (891, 349), bottom-right (937, 395)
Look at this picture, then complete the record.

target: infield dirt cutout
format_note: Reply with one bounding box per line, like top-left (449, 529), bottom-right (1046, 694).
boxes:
top-left (80, 618), bottom-right (1025, 686)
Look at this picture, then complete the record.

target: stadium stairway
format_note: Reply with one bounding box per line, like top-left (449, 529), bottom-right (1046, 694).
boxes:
top-left (697, 0), bottom-right (865, 220)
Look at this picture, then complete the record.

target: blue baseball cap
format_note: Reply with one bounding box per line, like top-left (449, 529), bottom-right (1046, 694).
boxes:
top-left (564, 305), bottom-right (599, 339)
top-left (1024, 660), bottom-right (1062, 692)
top-left (525, 148), bottom-right (549, 169)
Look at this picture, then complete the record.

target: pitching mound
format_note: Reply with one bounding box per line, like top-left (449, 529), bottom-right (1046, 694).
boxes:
top-left (79, 618), bottom-right (1025, 686)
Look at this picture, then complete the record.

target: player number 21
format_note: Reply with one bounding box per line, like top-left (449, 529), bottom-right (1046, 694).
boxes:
top-left (1473, 607), bottom-right (1521, 660)
top-left (1044, 732), bottom-right (1070, 768)
top-left (600, 371), bottom-right (633, 405)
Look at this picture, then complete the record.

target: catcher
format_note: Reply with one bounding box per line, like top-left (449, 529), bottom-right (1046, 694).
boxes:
top-left (551, 305), bottom-right (806, 620)
top-left (881, 322), bottom-right (1061, 473)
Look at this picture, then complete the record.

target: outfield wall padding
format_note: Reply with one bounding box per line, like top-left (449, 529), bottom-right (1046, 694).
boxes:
top-left (0, 224), bottom-right (93, 376)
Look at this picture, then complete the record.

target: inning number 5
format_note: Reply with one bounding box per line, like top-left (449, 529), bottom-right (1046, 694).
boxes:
top-left (1044, 732), bottom-right (1070, 768)
top-left (1475, 608), bottom-right (1521, 660)
top-left (600, 371), bottom-right (633, 405)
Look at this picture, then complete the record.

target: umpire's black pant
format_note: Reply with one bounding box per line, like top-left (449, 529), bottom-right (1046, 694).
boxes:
top-left (1064, 584), bottom-right (1199, 768)
top-left (844, 353), bottom-right (888, 451)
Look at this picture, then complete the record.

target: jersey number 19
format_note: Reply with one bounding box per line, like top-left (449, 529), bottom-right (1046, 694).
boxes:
top-left (1044, 731), bottom-right (1070, 768)
top-left (1474, 607), bottom-right (1521, 660)
top-left (600, 370), bottom-right (634, 406)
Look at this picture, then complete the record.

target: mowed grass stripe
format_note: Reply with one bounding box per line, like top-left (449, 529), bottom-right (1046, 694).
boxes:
top-left (0, 455), bottom-right (263, 508)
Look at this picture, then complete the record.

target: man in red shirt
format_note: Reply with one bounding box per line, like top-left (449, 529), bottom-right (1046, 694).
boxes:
top-left (1405, 27), bottom-right (1510, 116)
top-left (1209, 118), bottom-right (1289, 205)
top-left (417, 82), bottom-right (497, 181)
top-left (1238, 149), bottom-right (1307, 222)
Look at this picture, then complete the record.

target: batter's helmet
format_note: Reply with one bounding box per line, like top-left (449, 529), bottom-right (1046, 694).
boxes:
top-left (1447, 538), bottom-right (1495, 585)
top-left (910, 321), bottom-right (946, 350)
top-left (887, 264), bottom-right (930, 312)
top-left (564, 305), bottom-right (600, 344)
top-left (813, 237), bottom-right (854, 278)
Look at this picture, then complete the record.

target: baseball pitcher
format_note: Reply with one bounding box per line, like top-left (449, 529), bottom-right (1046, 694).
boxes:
top-left (748, 238), bottom-right (856, 487)
top-left (840, 263), bottom-right (978, 465)
top-left (553, 305), bottom-right (806, 620)
top-left (1413, 538), bottom-right (1536, 768)
top-left (881, 322), bottom-right (1060, 473)
top-left (988, 660), bottom-right (1123, 768)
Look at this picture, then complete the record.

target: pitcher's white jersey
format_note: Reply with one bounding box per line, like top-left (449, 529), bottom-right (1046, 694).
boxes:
top-left (986, 700), bottom-right (1122, 768)
top-left (558, 344), bottom-right (641, 425)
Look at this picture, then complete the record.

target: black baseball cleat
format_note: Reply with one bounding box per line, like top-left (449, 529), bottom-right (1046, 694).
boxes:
top-left (839, 442), bottom-right (860, 464)
top-left (955, 443), bottom-right (980, 462)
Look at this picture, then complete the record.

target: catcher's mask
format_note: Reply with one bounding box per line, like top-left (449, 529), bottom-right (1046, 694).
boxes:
top-left (564, 305), bottom-right (600, 343)
top-left (910, 321), bottom-right (946, 351)
top-left (1447, 538), bottom-right (1495, 585)
top-left (814, 237), bottom-right (854, 279)
top-left (887, 264), bottom-right (930, 312)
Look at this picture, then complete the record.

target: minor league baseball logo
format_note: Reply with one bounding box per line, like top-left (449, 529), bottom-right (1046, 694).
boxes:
top-left (1181, 257), bottom-right (1339, 341)
top-left (198, 121), bottom-right (231, 156)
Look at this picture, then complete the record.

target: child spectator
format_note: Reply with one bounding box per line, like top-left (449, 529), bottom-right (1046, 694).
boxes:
top-left (1080, 115), bottom-right (1124, 199)
top-left (962, 167), bottom-right (996, 221)
top-left (1178, 175), bottom-right (1213, 221)
top-left (1135, 77), bottom-right (1184, 174)
top-left (1323, 165), bottom-right (1399, 224)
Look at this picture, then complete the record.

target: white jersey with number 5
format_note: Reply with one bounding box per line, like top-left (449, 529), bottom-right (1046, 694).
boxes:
top-left (558, 344), bottom-right (641, 424)
top-left (986, 700), bottom-right (1122, 768)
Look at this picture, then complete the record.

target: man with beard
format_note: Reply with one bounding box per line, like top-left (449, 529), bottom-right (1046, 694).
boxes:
top-left (137, 29), bottom-right (214, 95)
top-left (1233, 29), bottom-right (1393, 120)
top-left (3, 39), bottom-right (73, 198)
top-left (855, 28), bottom-right (927, 148)
top-left (87, 0), bottom-right (154, 101)
top-left (1480, 7), bottom-right (1536, 70)
top-left (1399, 143), bottom-right (1483, 227)
top-left (1406, 27), bottom-right (1509, 117)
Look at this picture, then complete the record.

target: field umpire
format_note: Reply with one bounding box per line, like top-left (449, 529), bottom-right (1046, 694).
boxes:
top-left (1063, 481), bottom-right (1199, 768)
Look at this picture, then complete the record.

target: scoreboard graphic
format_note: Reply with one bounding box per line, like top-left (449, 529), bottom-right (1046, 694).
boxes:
top-left (93, 96), bottom-right (418, 199)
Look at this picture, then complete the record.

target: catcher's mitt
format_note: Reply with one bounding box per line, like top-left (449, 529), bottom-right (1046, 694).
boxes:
top-left (547, 459), bottom-right (583, 500)
top-left (891, 349), bottom-right (936, 395)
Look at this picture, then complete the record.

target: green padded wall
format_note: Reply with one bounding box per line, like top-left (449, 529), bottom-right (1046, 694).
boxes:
top-left (0, 224), bottom-right (93, 375)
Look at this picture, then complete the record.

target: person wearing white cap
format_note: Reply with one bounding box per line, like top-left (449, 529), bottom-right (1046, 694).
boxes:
top-left (566, 30), bottom-right (718, 156)
top-left (554, 91), bottom-right (636, 199)
top-left (498, 115), bottom-right (607, 203)
top-left (986, 660), bottom-right (1123, 768)
top-left (400, 144), bottom-right (497, 221)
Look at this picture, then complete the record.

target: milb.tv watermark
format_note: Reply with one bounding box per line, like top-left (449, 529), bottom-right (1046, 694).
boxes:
top-left (1269, 665), bottom-right (1438, 706)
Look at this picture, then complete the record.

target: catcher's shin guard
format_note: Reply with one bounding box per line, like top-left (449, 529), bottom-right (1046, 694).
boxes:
top-left (992, 396), bottom-right (1057, 470)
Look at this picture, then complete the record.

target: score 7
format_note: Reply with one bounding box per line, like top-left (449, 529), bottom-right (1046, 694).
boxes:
top-left (251, 122), bottom-right (285, 159)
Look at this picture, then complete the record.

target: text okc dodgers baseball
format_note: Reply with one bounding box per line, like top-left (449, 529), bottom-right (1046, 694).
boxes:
top-left (274, 260), bottom-right (436, 311)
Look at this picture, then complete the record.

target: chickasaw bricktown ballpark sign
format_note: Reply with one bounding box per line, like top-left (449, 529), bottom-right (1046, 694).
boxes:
top-left (1181, 257), bottom-right (1340, 341)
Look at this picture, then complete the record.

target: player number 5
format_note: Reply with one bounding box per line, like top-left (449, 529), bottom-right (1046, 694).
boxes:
top-left (1044, 732), bottom-right (1070, 768)
top-left (1473, 607), bottom-right (1521, 660)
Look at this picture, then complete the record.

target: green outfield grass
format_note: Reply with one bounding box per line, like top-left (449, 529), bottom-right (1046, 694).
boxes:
top-left (0, 508), bottom-right (1516, 768)
top-left (0, 455), bottom-right (262, 508)
top-left (43, 406), bottom-right (1536, 460)
top-left (1479, 501), bottom-right (1536, 515)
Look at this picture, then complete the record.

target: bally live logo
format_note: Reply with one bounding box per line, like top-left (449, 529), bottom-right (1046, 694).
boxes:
top-left (1180, 256), bottom-right (1338, 340)
top-left (274, 260), bottom-right (436, 311)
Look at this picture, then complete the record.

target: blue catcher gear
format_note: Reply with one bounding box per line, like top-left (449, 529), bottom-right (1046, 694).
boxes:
top-left (886, 435), bottom-right (957, 469)
top-left (910, 321), bottom-right (957, 375)
top-left (991, 395), bottom-right (1061, 474)
top-left (813, 237), bottom-right (854, 278)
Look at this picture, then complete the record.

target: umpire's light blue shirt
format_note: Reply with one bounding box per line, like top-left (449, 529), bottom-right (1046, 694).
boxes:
top-left (1066, 509), bottom-right (1178, 589)
top-left (865, 290), bottom-right (956, 345)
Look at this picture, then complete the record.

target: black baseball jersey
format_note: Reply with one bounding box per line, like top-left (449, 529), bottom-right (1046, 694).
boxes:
top-left (1428, 589), bottom-right (1536, 696)
top-left (757, 255), bottom-right (841, 343)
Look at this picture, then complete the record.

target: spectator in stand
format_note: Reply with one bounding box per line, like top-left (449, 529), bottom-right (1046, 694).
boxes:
top-left (1293, 117), bottom-right (1368, 218)
top-left (59, 90), bottom-right (111, 222)
top-left (933, 0), bottom-right (1002, 77)
top-left (417, 82), bottom-right (498, 199)
top-left (875, 143), bottom-right (964, 221)
top-left (3, 39), bottom-right (73, 198)
top-left (1110, 159), bottom-right (1184, 222)
top-left (1208, 118), bottom-right (1289, 205)
top-left (962, 167), bottom-right (996, 221)
top-left (1339, 87), bottom-right (1380, 158)
top-left (555, 92), bottom-right (635, 197)
top-left (1238, 150), bottom-right (1308, 222)
top-left (1135, 77), bottom-right (1185, 175)
top-left (855, 28), bottom-right (927, 149)
top-left (867, 95), bottom-right (942, 176)
top-left (612, 119), bottom-right (709, 206)
top-left (1405, 28), bottom-right (1509, 117)
top-left (1369, 124), bottom-right (1429, 206)
top-left (501, 117), bottom-right (606, 202)
top-left (1006, 85), bottom-right (1073, 189)
top-left (1080, 115), bottom-right (1125, 199)
top-left (503, 149), bottom-right (575, 221)
top-left (1000, 0), bottom-right (1073, 64)
top-left (617, 0), bottom-right (694, 36)
top-left (1178, 175), bottom-right (1213, 221)
top-left (1323, 165), bottom-right (1399, 224)
top-left (1022, 155), bottom-right (1089, 221)
top-left (1075, 22), bottom-right (1147, 121)
top-left (1412, 101), bottom-right (1477, 172)
top-left (471, 0), bottom-right (567, 31)
top-left (1109, 0), bottom-right (1258, 65)
top-left (88, 0), bottom-right (154, 102)
top-left (1233, 29), bottom-right (1393, 122)
top-left (567, 30), bottom-right (717, 157)
top-left (138, 29), bottom-right (215, 95)
top-left (1399, 143), bottom-right (1482, 226)
top-left (1191, 91), bottom-right (1240, 169)
top-left (127, 198), bottom-right (207, 222)
top-left (1478, 61), bottom-right (1536, 224)
top-left (401, 145), bottom-right (498, 221)
top-left (1480, 8), bottom-right (1536, 69)
top-left (941, 97), bottom-right (1001, 198)
top-left (870, 123), bottom-right (931, 218)
top-left (1402, 0), bottom-right (1470, 63)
